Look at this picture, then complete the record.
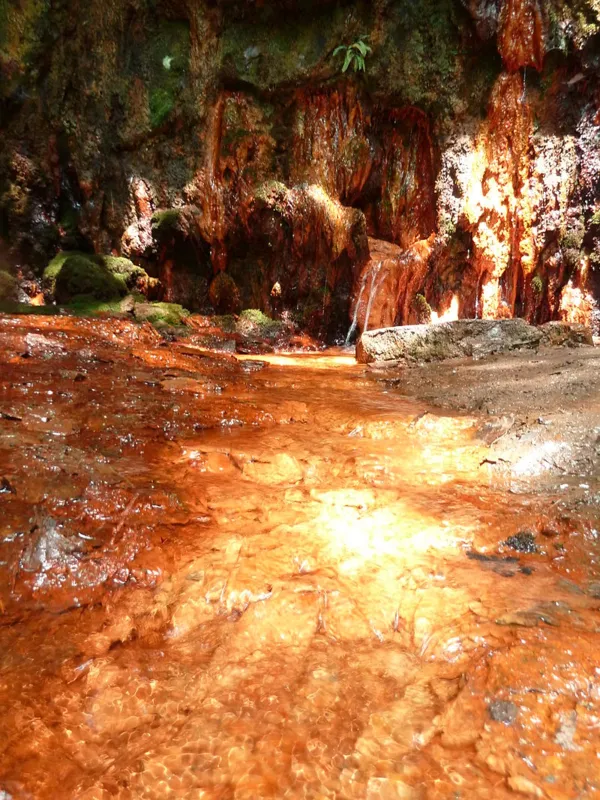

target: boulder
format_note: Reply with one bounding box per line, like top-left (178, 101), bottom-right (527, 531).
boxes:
top-left (538, 321), bottom-right (593, 347)
top-left (43, 251), bottom-right (149, 304)
top-left (356, 319), bottom-right (543, 364)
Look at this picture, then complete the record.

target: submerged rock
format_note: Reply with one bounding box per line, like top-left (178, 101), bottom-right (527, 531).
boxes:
top-left (488, 699), bottom-right (518, 725)
top-left (356, 319), bottom-right (543, 364)
top-left (20, 516), bottom-right (83, 573)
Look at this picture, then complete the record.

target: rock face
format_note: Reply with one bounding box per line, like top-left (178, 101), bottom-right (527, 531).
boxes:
top-left (538, 321), bottom-right (594, 347)
top-left (356, 319), bottom-right (544, 364)
top-left (1, 0), bottom-right (600, 338)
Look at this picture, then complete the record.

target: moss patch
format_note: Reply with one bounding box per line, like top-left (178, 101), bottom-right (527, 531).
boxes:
top-left (220, 4), bottom-right (354, 89)
top-left (238, 308), bottom-right (283, 339)
top-left (0, 270), bottom-right (18, 301)
top-left (0, 301), bottom-right (61, 315)
top-left (135, 20), bottom-right (191, 130)
top-left (43, 251), bottom-right (147, 302)
top-left (66, 296), bottom-right (128, 316)
top-left (133, 302), bottom-right (190, 328)
top-left (151, 208), bottom-right (183, 235)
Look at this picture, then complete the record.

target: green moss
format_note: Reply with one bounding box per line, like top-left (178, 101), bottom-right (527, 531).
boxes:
top-left (151, 208), bottom-right (182, 234)
top-left (414, 293), bottom-right (432, 323)
top-left (0, 270), bottom-right (18, 301)
top-left (103, 256), bottom-right (146, 286)
top-left (42, 251), bottom-right (69, 297)
top-left (0, 0), bottom-right (48, 97)
top-left (55, 255), bottom-right (125, 303)
top-left (0, 301), bottom-right (61, 315)
top-left (560, 218), bottom-right (586, 270)
top-left (240, 308), bottom-right (272, 325)
top-left (531, 275), bottom-right (543, 295)
top-left (66, 296), bottom-right (127, 316)
top-left (149, 87), bottom-right (175, 128)
top-left (220, 4), bottom-right (352, 90)
top-left (212, 314), bottom-right (237, 333)
top-left (139, 20), bottom-right (190, 130)
top-left (360, 0), bottom-right (499, 118)
top-left (438, 213), bottom-right (456, 238)
top-left (238, 308), bottom-right (283, 338)
top-left (133, 302), bottom-right (190, 328)
top-left (43, 251), bottom-right (147, 302)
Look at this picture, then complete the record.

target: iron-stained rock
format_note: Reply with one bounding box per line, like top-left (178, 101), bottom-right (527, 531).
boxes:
top-left (356, 319), bottom-right (543, 364)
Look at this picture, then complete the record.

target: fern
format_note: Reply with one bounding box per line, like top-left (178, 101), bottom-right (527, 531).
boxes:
top-left (333, 37), bottom-right (372, 74)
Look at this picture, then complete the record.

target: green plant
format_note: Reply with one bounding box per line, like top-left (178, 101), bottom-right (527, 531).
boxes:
top-left (333, 37), bottom-right (372, 74)
top-left (531, 275), bottom-right (543, 296)
top-left (414, 293), bottom-right (432, 323)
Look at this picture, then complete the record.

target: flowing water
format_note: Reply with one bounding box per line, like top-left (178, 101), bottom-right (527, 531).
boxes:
top-left (362, 263), bottom-right (383, 335)
top-left (1, 315), bottom-right (599, 799)
top-left (345, 280), bottom-right (367, 347)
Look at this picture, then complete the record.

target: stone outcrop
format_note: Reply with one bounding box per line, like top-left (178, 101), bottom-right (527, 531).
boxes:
top-left (356, 319), bottom-right (545, 364)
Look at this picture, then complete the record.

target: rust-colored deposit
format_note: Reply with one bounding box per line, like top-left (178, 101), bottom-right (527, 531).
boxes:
top-left (1, 315), bottom-right (600, 799)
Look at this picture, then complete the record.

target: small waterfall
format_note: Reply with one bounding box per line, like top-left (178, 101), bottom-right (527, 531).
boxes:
top-left (363, 262), bottom-right (383, 334)
top-left (475, 271), bottom-right (482, 319)
top-left (345, 277), bottom-right (367, 346)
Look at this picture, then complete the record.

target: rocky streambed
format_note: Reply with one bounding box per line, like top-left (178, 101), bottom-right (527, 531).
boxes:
top-left (1, 314), bottom-right (600, 799)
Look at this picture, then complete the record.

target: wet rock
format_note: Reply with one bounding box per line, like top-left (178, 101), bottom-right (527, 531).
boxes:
top-left (43, 252), bottom-right (148, 304)
top-left (20, 517), bottom-right (83, 573)
top-left (587, 581), bottom-right (600, 599)
top-left (209, 273), bottom-right (241, 315)
top-left (0, 477), bottom-right (16, 494)
top-left (507, 774), bottom-right (545, 797)
top-left (232, 181), bottom-right (368, 338)
top-left (0, 270), bottom-right (19, 302)
top-left (504, 531), bottom-right (538, 553)
top-left (488, 699), bottom-right (518, 725)
top-left (349, 237), bottom-right (433, 335)
top-left (133, 302), bottom-right (190, 328)
top-left (356, 319), bottom-right (543, 365)
top-left (554, 710), bottom-right (581, 752)
top-left (467, 551), bottom-right (520, 577)
top-left (538, 321), bottom-right (594, 348)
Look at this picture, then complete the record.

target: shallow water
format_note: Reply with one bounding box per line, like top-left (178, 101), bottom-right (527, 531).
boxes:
top-left (1, 316), bottom-right (599, 799)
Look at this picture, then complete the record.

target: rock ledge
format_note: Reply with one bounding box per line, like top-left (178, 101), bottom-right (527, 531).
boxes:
top-left (356, 319), bottom-right (545, 364)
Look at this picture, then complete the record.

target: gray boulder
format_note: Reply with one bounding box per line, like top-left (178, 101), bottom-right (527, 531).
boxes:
top-left (356, 319), bottom-right (543, 364)
top-left (538, 321), bottom-right (593, 347)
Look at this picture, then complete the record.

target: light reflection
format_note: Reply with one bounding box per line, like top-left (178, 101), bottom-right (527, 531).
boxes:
top-left (431, 294), bottom-right (459, 324)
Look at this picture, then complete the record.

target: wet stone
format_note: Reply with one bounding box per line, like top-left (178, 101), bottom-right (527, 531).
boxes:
top-left (20, 517), bottom-right (83, 573)
top-left (0, 477), bottom-right (16, 494)
top-left (587, 582), bottom-right (600, 598)
top-left (504, 531), bottom-right (538, 553)
top-left (488, 699), bottom-right (518, 725)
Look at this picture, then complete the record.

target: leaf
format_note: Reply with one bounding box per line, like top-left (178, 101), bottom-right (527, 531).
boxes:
top-left (353, 40), bottom-right (369, 56)
top-left (342, 50), bottom-right (353, 73)
top-left (333, 45), bottom-right (346, 57)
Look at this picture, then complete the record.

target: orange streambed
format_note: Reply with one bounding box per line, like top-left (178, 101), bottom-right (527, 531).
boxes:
top-left (0, 315), bottom-right (599, 799)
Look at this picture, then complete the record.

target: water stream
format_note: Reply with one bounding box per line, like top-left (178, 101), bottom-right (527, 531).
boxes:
top-left (0, 315), bottom-right (599, 799)
top-left (362, 262), bottom-right (383, 335)
top-left (345, 278), bottom-right (367, 346)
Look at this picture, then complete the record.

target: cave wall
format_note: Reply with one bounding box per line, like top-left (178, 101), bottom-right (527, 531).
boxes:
top-left (1, 0), bottom-right (600, 337)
